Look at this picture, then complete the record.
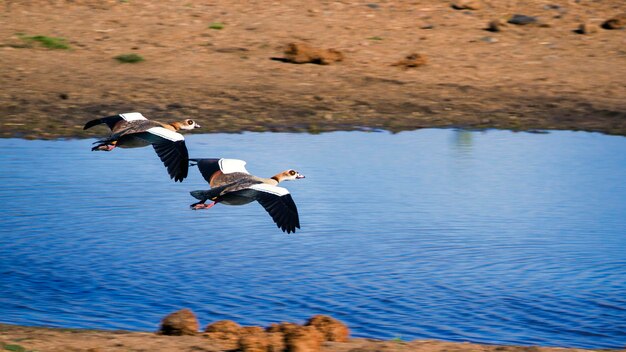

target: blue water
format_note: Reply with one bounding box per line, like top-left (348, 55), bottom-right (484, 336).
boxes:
top-left (0, 129), bottom-right (625, 349)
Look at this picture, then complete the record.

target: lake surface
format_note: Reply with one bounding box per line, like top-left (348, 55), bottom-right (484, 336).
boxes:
top-left (0, 129), bottom-right (625, 349)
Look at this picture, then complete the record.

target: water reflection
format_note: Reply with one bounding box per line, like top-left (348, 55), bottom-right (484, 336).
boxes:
top-left (452, 129), bottom-right (475, 154)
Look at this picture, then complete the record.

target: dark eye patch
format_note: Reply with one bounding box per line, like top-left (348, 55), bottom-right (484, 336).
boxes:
top-left (187, 120), bottom-right (194, 125)
top-left (289, 170), bottom-right (296, 175)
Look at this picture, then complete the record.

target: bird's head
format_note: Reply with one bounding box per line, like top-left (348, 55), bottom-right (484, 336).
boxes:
top-left (178, 119), bottom-right (201, 130)
top-left (278, 169), bottom-right (305, 182)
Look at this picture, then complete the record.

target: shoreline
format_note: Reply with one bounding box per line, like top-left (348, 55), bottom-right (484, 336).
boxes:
top-left (0, 322), bottom-right (615, 352)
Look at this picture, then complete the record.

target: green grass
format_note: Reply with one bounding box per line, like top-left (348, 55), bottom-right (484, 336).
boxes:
top-left (2, 344), bottom-right (37, 352)
top-left (209, 22), bottom-right (224, 30)
top-left (20, 35), bottom-right (70, 49)
top-left (114, 53), bottom-right (144, 63)
top-left (367, 36), bottom-right (383, 40)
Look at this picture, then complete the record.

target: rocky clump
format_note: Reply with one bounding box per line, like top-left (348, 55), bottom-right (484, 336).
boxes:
top-left (266, 322), bottom-right (301, 335)
top-left (156, 312), bottom-right (352, 352)
top-left (239, 332), bottom-right (286, 352)
top-left (158, 309), bottom-right (199, 336)
top-left (205, 320), bottom-right (243, 334)
top-left (602, 13), bottom-right (626, 29)
top-left (392, 53), bottom-right (428, 69)
top-left (305, 315), bottom-right (350, 342)
top-left (243, 326), bottom-right (266, 335)
top-left (284, 326), bottom-right (324, 352)
top-left (282, 43), bottom-right (344, 65)
top-left (451, 0), bottom-right (482, 10)
top-left (203, 320), bottom-right (243, 343)
top-left (239, 334), bottom-right (270, 352)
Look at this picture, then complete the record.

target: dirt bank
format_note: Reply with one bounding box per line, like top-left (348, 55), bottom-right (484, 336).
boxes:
top-left (0, 0), bottom-right (625, 139)
top-left (0, 323), bottom-right (611, 352)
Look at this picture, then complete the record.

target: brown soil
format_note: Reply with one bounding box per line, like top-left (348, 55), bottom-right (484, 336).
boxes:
top-left (0, 323), bottom-right (611, 352)
top-left (0, 0), bottom-right (625, 139)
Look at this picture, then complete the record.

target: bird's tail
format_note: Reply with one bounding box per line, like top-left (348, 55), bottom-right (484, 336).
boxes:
top-left (190, 190), bottom-right (211, 201)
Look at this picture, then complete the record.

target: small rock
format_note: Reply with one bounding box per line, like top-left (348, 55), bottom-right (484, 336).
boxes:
top-left (204, 331), bottom-right (241, 343)
top-left (239, 334), bottom-right (269, 352)
top-left (205, 320), bottom-right (243, 334)
top-left (158, 308), bottom-right (199, 336)
top-left (242, 326), bottom-right (266, 335)
top-left (487, 18), bottom-right (507, 32)
top-left (575, 23), bottom-right (597, 34)
top-left (480, 36), bottom-right (498, 43)
top-left (267, 332), bottom-right (286, 352)
top-left (305, 315), bottom-right (350, 342)
top-left (602, 13), bottom-right (626, 29)
top-left (508, 14), bottom-right (538, 25)
top-left (420, 23), bottom-right (435, 30)
top-left (391, 53), bottom-right (427, 69)
top-left (284, 326), bottom-right (324, 352)
top-left (282, 43), bottom-right (343, 65)
top-left (451, 0), bottom-right (482, 10)
top-left (266, 322), bottom-right (300, 334)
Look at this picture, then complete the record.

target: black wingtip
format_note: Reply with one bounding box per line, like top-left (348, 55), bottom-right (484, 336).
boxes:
top-left (83, 118), bottom-right (102, 130)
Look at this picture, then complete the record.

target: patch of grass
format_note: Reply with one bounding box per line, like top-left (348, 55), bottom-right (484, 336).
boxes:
top-left (114, 53), bottom-right (144, 63)
top-left (19, 35), bottom-right (70, 49)
top-left (367, 36), bottom-right (383, 40)
top-left (209, 22), bottom-right (224, 30)
top-left (3, 344), bottom-right (27, 352)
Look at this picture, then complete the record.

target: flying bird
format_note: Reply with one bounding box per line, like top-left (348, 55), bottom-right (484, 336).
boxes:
top-left (189, 158), bottom-right (304, 234)
top-left (84, 112), bottom-right (200, 182)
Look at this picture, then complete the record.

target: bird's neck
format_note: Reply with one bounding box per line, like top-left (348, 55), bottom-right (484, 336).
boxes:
top-left (166, 122), bottom-right (181, 131)
top-left (269, 175), bottom-right (281, 185)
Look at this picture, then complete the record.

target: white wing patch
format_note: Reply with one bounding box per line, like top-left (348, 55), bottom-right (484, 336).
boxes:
top-left (219, 159), bottom-right (249, 174)
top-left (146, 127), bottom-right (184, 141)
top-left (249, 184), bottom-right (290, 197)
top-left (120, 112), bottom-right (148, 121)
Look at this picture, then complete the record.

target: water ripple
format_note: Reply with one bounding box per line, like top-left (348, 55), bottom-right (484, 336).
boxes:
top-left (0, 131), bottom-right (625, 348)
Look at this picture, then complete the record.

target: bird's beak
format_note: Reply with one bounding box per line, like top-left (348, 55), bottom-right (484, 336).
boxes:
top-left (195, 124), bottom-right (201, 128)
top-left (296, 173), bottom-right (305, 179)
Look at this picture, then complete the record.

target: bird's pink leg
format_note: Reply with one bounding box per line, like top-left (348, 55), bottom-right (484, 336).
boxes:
top-left (192, 202), bottom-right (216, 210)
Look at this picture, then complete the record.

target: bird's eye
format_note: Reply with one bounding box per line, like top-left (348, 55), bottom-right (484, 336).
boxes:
top-left (187, 120), bottom-right (194, 125)
top-left (289, 170), bottom-right (296, 176)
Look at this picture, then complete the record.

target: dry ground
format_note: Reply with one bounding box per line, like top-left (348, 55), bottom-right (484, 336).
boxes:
top-left (0, 0), bottom-right (625, 139)
top-left (0, 323), bottom-right (614, 352)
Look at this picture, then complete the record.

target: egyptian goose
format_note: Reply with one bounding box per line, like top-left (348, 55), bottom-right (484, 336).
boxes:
top-left (189, 158), bottom-right (305, 234)
top-left (83, 112), bottom-right (200, 182)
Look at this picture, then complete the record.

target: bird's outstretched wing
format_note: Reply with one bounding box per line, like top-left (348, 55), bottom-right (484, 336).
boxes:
top-left (83, 112), bottom-right (148, 130)
top-left (231, 184), bottom-right (300, 234)
top-left (135, 127), bottom-right (188, 182)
